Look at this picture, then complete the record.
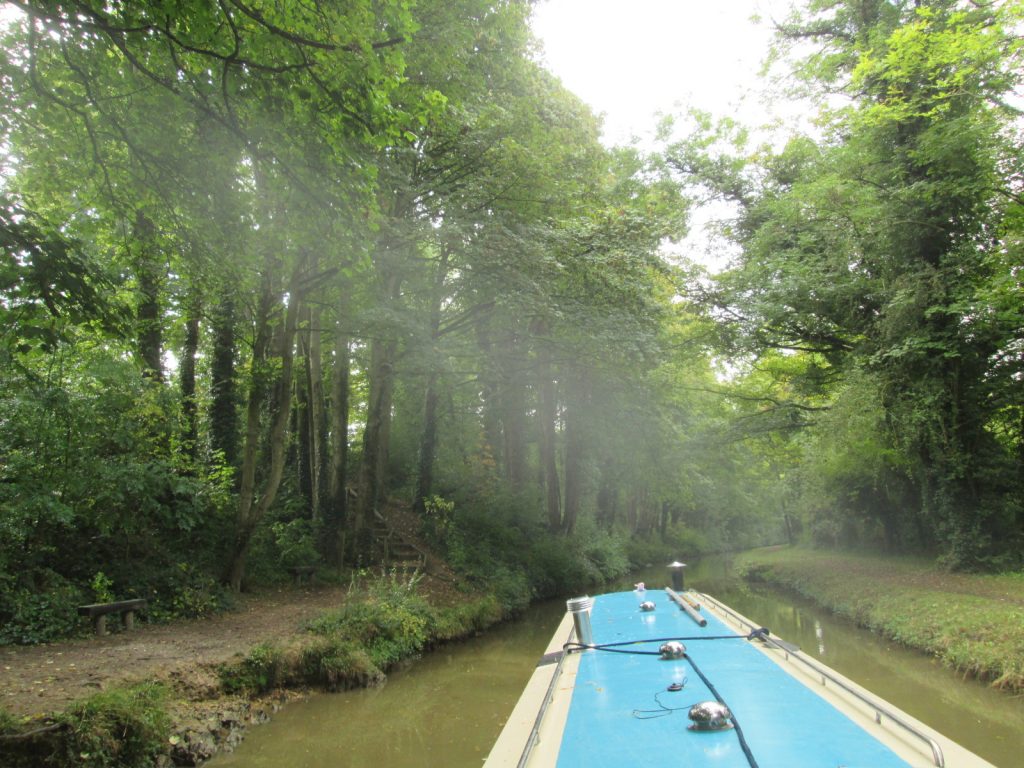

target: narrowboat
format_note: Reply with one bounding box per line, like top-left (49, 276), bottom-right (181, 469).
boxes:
top-left (485, 567), bottom-right (995, 768)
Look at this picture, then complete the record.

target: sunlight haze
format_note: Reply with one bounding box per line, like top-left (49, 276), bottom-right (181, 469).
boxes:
top-left (531, 0), bottom-right (791, 145)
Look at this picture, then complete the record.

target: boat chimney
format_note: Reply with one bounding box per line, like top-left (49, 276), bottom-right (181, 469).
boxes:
top-left (668, 561), bottom-right (687, 591)
top-left (566, 596), bottom-right (594, 647)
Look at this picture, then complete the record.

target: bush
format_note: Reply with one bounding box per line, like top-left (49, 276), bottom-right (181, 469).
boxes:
top-left (56, 683), bottom-right (170, 768)
top-left (219, 642), bottom-right (284, 695)
top-left (626, 524), bottom-right (709, 570)
top-left (0, 572), bottom-right (84, 645)
top-left (271, 519), bottom-right (320, 569)
top-left (307, 572), bottom-right (431, 670)
top-left (298, 637), bottom-right (384, 691)
top-left (137, 562), bottom-right (232, 622)
top-left (427, 595), bottom-right (504, 641)
top-left (437, 490), bottom-right (637, 609)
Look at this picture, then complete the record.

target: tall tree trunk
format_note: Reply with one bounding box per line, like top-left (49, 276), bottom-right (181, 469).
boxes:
top-left (413, 251), bottom-right (449, 516)
top-left (295, 322), bottom-right (312, 503)
top-left (293, 303), bottom-right (327, 521)
top-left (179, 290), bottom-right (201, 463)
top-left (323, 319), bottom-right (350, 567)
top-left (354, 262), bottom-right (402, 562)
top-left (536, 328), bottom-right (561, 533)
top-left (501, 331), bottom-right (529, 489)
top-left (627, 490), bottom-right (640, 534)
top-left (210, 292), bottom-right (238, 469)
top-left (596, 477), bottom-right (615, 530)
top-left (476, 322), bottom-right (504, 477)
top-left (414, 374), bottom-right (440, 515)
top-left (306, 306), bottom-right (326, 525)
top-left (226, 258), bottom-right (304, 591)
top-left (355, 331), bottom-right (399, 559)
top-left (132, 210), bottom-right (163, 381)
top-left (562, 369), bottom-right (587, 536)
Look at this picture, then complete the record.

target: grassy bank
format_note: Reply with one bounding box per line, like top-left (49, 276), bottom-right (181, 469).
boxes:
top-left (0, 574), bottom-right (506, 768)
top-left (736, 547), bottom-right (1024, 694)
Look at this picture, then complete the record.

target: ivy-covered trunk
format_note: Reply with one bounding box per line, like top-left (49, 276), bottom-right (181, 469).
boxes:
top-left (209, 292), bottom-right (239, 471)
top-left (227, 254), bottom-right (304, 591)
top-left (132, 210), bottom-right (163, 382)
top-left (179, 290), bottom-right (201, 463)
top-left (322, 320), bottom-right (350, 568)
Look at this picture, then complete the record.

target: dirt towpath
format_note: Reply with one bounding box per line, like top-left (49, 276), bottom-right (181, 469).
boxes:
top-left (1, 585), bottom-right (351, 718)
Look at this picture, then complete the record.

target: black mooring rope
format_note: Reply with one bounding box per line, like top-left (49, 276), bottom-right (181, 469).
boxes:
top-left (683, 651), bottom-right (760, 768)
top-left (560, 631), bottom-right (767, 768)
top-left (562, 627), bottom-right (771, 655)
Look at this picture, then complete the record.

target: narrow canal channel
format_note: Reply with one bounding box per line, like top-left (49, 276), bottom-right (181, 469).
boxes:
top-left (209, 558), bottom-right (1024, 768)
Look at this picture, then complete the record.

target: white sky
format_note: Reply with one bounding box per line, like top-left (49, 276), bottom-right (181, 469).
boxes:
top-left (531, 1), bottom-right (803, 271)
top-left (530, 0), bottom-right (795, 146)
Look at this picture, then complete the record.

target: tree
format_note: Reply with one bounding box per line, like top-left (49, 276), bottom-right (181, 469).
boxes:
top-left (679, 0), bottom-right (1024, 566)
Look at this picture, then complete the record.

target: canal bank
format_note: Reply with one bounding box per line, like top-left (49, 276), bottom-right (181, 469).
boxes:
top-left (206, 556), bottom-right (1024, 768)
top-left (4, 552), bottom-right (1023, 767)
top-left (0, 572), bottom-right (510, 768)
top-left (735, 547), bottom-right (1024, 694)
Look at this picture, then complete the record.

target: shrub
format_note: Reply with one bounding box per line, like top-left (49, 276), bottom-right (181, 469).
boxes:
top-left (56, 683), bottom-right (170, 768)
top-left (428, 596), bottom-right (504, 641)
top-left (219, 642), bottom-right (284, 695)
top-left (626, 524), bottom-right (709, 569)
top-left (308, 572), bottom-right (431, 670)
top-left (139, 562), bottom-right (232, 622)
top-left (0, 572), bottom-right (84, 645)
top-left (271, 519), bottom-right (320, 569)
top-left (299, 637), bottom-right (384, 691)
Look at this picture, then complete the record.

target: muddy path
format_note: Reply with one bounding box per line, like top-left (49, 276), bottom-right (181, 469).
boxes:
top-left (1, 585), bottom-right (352, 718)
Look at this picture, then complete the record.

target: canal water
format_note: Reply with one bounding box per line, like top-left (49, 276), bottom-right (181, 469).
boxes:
top-left (209, 557), bottom-right (1024, 768)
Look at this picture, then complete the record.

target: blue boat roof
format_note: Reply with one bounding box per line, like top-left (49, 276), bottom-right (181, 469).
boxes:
top-left (556, 589), bottom-right (912, 768)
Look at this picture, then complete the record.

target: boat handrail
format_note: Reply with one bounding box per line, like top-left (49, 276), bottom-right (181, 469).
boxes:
top-left (698, 592), bottom-right (945, 768)
top-left (516, 623), bottom-right (574, 768)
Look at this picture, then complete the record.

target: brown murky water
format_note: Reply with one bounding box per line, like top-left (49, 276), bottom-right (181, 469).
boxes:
top-left (209, 558), bottom-right (1024, 768)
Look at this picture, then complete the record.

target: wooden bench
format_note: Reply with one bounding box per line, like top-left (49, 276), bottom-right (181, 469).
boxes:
top-left (77, 598), bottom-right (147, 636)
top-left (288, 566), bottom-right (316, 586)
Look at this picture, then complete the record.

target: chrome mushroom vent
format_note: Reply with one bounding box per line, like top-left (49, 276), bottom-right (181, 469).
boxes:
top-left (639, 601), bottom-right (656, 612)
top-left (658, 641), bottom-right (686, 659)
top-left (688, 701), bottom-right (734, 731)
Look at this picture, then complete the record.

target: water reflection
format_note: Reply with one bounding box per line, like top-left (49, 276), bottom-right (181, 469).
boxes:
top-left (208, 599), bottom-right (566, 768)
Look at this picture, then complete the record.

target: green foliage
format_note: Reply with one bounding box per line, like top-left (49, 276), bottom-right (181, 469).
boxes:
top-left (523, 525), bottom-right (630, 597)
top-left (219, 643), bottom-right (285, 695)
top-left (427, 595), bottom-right (504, 641)
top-left (56, 684), bottom-right (170, 768)
top-left (626, 525), bottom-right (710, 569)
top-left (437, 488), bottom-right (636, 612)
top-left (153, 563), bottom-right (231, 621)
top-left (307, 572), bottom-right (431, 670)
top-left (0, 343), bottom-right (236, 641)
top-left (0, 571), bottom-right (83, 645)
top-left (685, 0), bottom-right (1024, 568)
top-left (12, 0), bottom-right (1012, 632)
top-left (89, 573), bottom-right (114, 604)
top-left (298, 637), bottom-right (384, 692)
top-left (421, 495), bottom-right (456, 544)
top-left (270, 520), bottom-right (320, 569)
